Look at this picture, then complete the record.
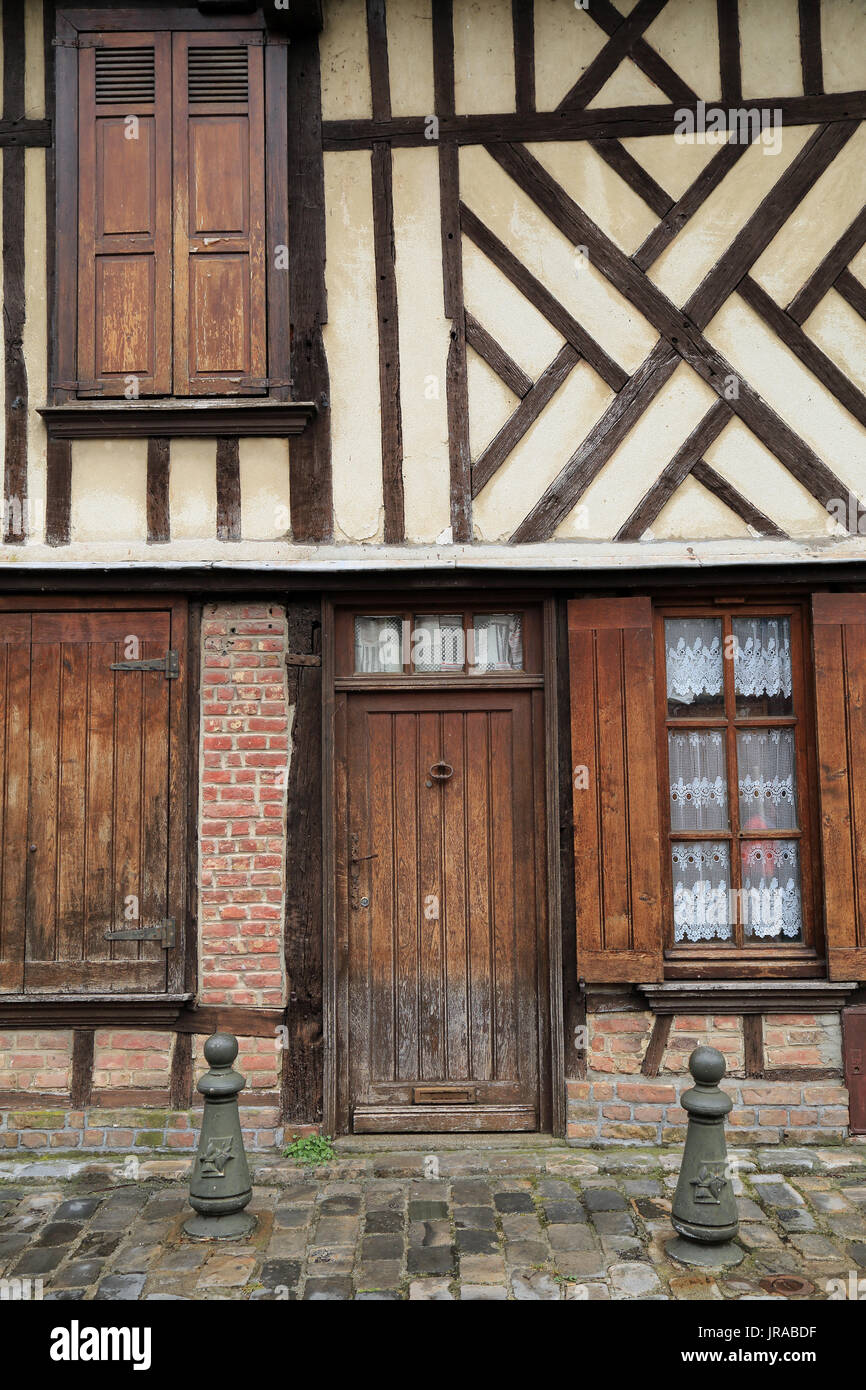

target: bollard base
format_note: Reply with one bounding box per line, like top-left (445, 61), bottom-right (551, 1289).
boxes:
top-left (183, 1211), bottom-right (257, 1242)
top-left (665, 1236), bottom-right (745, 1269)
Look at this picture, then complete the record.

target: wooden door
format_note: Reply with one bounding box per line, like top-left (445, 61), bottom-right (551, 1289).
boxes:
top-left (338, 688), bottom-right (549, 1132)
top-left (0, 604), bottom-right (186, 995)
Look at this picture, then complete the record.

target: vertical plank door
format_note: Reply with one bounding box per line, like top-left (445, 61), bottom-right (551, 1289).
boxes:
top-left (340, 689), bottom-right (548, 1132)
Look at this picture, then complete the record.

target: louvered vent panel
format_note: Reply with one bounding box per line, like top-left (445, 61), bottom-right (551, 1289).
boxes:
top-left (94, 47), bottom-right (156, 104)
top-left (188, 46), bottom-right (249, 103)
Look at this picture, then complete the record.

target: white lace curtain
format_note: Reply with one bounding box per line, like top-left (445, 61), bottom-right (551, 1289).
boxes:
top-left (742, 840), bottom-right (802, 940)
top-left (668, 729), bottom-right (728, 832)
top-left (733, 616), bottom-right (792, 701)
top-left (665, 618), bottom-right (723, 706)
top-left (354, 616), bottom-right (402, 672)
top-left (737, 727), bottom-right (797, 831)
top-left (472, 613), bottom-right (523, 671)
top-left (672, 842), bottom-right (732, 942)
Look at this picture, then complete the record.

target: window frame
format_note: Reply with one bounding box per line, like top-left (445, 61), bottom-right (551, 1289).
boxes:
top-left (334, 602), bottom-right (544, 683)
top-left (653, 598), bottom-right (825, 979)
top-left (52, 6), bottom-right (289, 406)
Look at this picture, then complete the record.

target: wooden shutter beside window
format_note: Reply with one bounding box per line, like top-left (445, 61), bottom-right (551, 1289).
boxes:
top-left (812, 593), bottom-right (866, 981)
top-left (172, 32), bottom-right (267, 395)
top-left (77, 33), bottom-right (173, 396)
top-left (0, 606), bottom-right (187, 996)
top-left (568, 598), bottom-right (663, 982)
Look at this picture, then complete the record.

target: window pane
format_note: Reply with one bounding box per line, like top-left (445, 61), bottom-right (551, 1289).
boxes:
top-left (668, 729), bottom-right (729, 832)
top-left (672, 841), bottom-right (732, 942)
top-left (741, 839), bottom-right (802, 942)
top-left (733, 616), bottom-right (793, 716)
top-left (665, 618), bottom-right (724, 717)
top-left (413, 615), bottom-right (464, 672)
top-left (471, 613), bottom-right (523, 672)
top-left (354, 615), bottom-right (402, 673)
top-left (737, 727), bottom-right (798, 832)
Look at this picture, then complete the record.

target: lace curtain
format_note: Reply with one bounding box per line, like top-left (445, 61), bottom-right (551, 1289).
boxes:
top-left (742, 840), bottom-right (802, 940)
top-left (733, 616), bottom-right (792, 706)
top-left (668, 729), bottom-right (728, 832)
top-left (414, 615), bottom-right (463, 672)
top-left (354, 616), bottom-right (402, 672)
top-left (737, 727), bottom-right (797, 831)
top-left (471, 613), bottom-right (523, 672)
top-left (665, 618), bottom-right (723, 708)
top-left (672, 842), bottom-right (732, 942)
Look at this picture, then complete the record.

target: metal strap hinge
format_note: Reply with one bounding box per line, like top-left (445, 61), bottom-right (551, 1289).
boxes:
top-left (111, 649), bottom-right (179, 679)
top-left (104, 918), bottom-right (176, 948)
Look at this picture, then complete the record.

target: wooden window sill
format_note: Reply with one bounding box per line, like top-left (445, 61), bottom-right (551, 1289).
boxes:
top-left (0, 993), bottom-right (193, 1027)
top-left (638, 979), bottom-right (857, 1013)
top-left (39, 399), bottom-right (317, 440)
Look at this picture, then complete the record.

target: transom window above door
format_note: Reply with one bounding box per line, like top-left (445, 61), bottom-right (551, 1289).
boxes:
top-left (658, 605), bottom-right (817, 958)
top-left (335, 607), bottom-right (541, 678)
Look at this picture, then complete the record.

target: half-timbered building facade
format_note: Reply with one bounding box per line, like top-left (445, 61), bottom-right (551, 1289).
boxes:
top-left (1, 0), bottom-right (865, 1150)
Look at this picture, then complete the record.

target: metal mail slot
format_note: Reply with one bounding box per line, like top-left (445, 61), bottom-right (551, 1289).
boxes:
top-left (413, 1086), bottom-right (477, 1105)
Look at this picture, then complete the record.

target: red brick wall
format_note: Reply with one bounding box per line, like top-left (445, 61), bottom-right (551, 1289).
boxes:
top-left (199, 603), bottom-right (290, 1008)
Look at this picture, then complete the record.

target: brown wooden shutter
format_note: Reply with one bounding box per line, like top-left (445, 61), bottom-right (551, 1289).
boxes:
top-left (812, 593), bottom-right (866, 981)
top-left (172, 32), bottom-right (267, 395)
top-left (77, 32), bottom-right (173, 396)
top-left (568, 597), bottom-right (663, 982)
top-left (0, 606), bottom-right (187, 996)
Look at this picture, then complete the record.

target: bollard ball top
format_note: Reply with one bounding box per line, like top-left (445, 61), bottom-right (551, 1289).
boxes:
top-left (689, 1044), bottom-right (726, 1084)
top-left (204, 1032), bottom-right (239, 1068)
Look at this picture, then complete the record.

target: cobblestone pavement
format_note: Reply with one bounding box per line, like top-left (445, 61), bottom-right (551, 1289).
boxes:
top-left (2, 1145), bottom-right (866, 1300)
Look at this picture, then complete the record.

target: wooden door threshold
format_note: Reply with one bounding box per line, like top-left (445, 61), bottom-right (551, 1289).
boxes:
top-left (352, 1103), bottom-right (536, 1134)
top-left (336, 1132), bottom-right (559, 1151)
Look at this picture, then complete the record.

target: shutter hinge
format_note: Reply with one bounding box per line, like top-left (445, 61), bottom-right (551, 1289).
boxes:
top-left (52, 37), bottom-right (80, 48)
top-left (104, 918), bottom-right (176, 948)
top-left (286, 653), bottom-right (321, 667)
top-left (111, 649), bottom-right (179, 679)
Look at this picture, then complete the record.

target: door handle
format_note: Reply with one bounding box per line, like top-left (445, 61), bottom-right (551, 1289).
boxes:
top-left (427, 761), bottom-right (453, 784)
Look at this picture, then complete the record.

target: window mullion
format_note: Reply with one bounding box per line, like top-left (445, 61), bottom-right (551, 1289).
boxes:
top-left (722, 613), bottom-right (743, 948)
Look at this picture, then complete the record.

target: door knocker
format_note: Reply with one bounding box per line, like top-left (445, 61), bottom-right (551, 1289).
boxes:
top-left (426, 761), bottom-right (454, 788)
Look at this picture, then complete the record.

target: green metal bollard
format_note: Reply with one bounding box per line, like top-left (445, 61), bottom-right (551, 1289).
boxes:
top-left (665, 1045), bottom-right (745, 1268)
top-left (183, 1033), bottom-right (256, 1241)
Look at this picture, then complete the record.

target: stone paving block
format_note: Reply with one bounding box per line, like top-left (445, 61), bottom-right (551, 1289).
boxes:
top-left (407, 1245), bottom-right (454, 1275)
top-left (51, 1258), bottom-right (105, 1286)
top-left (354, 1260), bottom-right (402, 1290)
top-left (500, 1213), bottom-right (543, 1240)
top-left (454, 1206), bottom-right (496, 1230)
top-left (538, 1179), bottom-right (578, 1199)
top-left (809, 1191), bottom-right (850, 1215)
top-left (544, 1201), bottom-right (586, 1224)
top-left (274, 1207), bottom-right (311, 1228)
top-left (0, 1233), bottom-right (30, 1260)
top-left (155, 1247), bottom-right (208, 1273)
top-left (512, 1270), bottom-right (560, 1300)
top-left (409, 1278), bottom-right (453, 1300)
top-left (306, 1246), bottom-right (354, 1276)
top-left (461, 1284), bottom-right (508, 1300)
top-left (94, 1274), bottom-right (146, 1301)
top-left (547, 1223), bottom-right (596, 1252)
top-left (355, 1290), bottom-right (402, 1300)
top-left (460, 1253), bottom-right (506, 1283)
top-left (314, 1217), bottom-right (360, 1245)
top-left (266, 1230), bottom-right (308, 1258)
top-left (259, 1259), bottom-right (302, 1289)
top-left (777, 1208), bottom-right (816, 1233)
top-left (609, 1263), bottom-right (662, 1296)
top-left (591, 1211), bottom-right (636, 1236)
top-left (583, 1189), bottom-right (627, 1212)
top-left (504, 1240), bottom-right (550, 1266)
top-left (738, 1225), bottom-right (785, 1251)
top-left (13, 1247), bottom-right (69, 1276)
top-left (622, 1180), bottom-right (663, 1197)
top-left (303, 1276), bottom-right (353, 1300)
top-left (455, 1228), bottom-right (500, 1255)
top-left (736, 1196), bottom-right (765, 1221)
top-left (360, 1234), bottom-right (403, 1261)
top-left (196, 1254), bottom-right (257, 1289)
top-left (53, 1198), bottom-right (102, 1222)
top-left (113, 1243), bottom-right (161, 1274)
top-left (602, 1236), bottom-right (644, 1258)
top-left (493, 1192), bottom-right (534, 1214)
top-left (75, 1232), bottom-right (123, 1259)
top-left (564, 1281), bottom-right (610, 1300)
top-left (319, 1195), bottom-right (361, 1216)
top-left (364, 1209), bottom-right (404, 1233)
top-left (751, 1179), bottom-right (804, 1207)
top-left (408, 1200), bottom-right (448, 1221)
top-left (551, 1251), bottom-right (607, 1280)
top-left (409, 1219), bottom-right (451, 1248)
top-left (669, 1273), bottom-right (723, 1301)
top-left (451, 1180), bottom-right (492, 1206)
